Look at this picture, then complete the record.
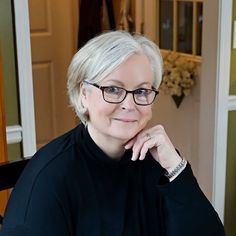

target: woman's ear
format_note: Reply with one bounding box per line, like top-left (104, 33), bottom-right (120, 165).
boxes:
top-left (80, 82), bottom-right (86, 96)
top-left (80, 82), bottom-right (88, 108)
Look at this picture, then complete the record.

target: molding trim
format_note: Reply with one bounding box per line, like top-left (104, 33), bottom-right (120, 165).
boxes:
top-left (13, 0), bottom-right (36, 157)
top-left (6, 125), bottom-right (22, 144)
top-left (228, 95), bottom-right (236, 111)
top-left (213, 0), bottom-right (233, 222)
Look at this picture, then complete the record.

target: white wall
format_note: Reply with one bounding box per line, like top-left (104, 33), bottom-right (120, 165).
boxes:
top-left (197, 0), bottom-right (219, 201)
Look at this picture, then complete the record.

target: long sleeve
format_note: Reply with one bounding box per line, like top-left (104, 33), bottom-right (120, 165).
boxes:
top-left (157, 164), bottom-right (225, 236)
top-left (0, 165), bottom-right (72, 236)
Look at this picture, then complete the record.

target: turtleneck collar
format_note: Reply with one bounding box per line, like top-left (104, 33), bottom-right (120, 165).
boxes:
top-left (76, 123), bottom-right (133, 167)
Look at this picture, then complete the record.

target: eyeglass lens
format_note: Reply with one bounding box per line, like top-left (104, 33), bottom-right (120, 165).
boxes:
top-left (103, 87), bottom-right (156, 105)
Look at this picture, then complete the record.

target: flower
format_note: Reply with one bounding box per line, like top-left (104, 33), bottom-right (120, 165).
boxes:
top-left (159, 51), bottom-right (198, 98)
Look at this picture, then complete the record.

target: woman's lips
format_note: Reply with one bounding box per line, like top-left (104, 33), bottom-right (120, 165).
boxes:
top-left (114, 118), bottom-right (137, 122)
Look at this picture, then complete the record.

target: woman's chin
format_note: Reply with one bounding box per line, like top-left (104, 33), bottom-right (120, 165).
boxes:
top-left (114, 134), bottom-right (136, 145)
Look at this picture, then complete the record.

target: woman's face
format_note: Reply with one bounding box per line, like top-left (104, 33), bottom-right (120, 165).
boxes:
top-left (81, 54), bottom-right (155, 146)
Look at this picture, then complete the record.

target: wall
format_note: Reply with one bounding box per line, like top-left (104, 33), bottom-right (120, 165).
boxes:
top-left (0, 0), bottom-right (22, 160)
top-left (225, 112), bottom-right (236, 234)
top-left (224, 0), bottom-right (236, 234)
top-left (148, 81), bottom-right (200, 176)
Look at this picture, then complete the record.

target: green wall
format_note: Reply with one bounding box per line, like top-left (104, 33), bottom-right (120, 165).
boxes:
top-left (224, 0), bottom-right (236, 235)
top-left (225, 111), bottom-right (236, 235)
top-left (0, 0), bottom-right (22, 160)
top-left (230, 0), bottom-right (236, 94)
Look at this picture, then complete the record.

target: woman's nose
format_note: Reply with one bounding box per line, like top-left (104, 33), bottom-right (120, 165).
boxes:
top-left (121, 93), bottom-right (136, 110)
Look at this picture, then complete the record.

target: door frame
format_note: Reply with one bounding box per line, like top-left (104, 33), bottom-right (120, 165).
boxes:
top-left (213, 0), bottom-right (234, 222)
top-left (8, 0), bottom-right (36, 157)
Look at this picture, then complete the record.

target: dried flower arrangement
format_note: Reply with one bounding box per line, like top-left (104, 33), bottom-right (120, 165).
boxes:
top-left (159, 51), bottom-right (198, 107)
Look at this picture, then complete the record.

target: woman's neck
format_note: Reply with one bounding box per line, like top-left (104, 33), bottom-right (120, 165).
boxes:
top-left (87, 124), bottom-right (126, 160)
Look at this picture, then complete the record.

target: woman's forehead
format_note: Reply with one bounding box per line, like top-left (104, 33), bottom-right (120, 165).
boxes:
top-left (99, 54), bottom-right (154, 86)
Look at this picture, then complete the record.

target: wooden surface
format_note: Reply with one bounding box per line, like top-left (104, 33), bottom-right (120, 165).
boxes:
top-left (0, 47), bottom-right (9, 216)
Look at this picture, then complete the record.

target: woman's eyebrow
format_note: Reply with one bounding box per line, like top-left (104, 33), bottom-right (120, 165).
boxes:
top-left (103, 79), bottom-right (124, 86)
top-left (135, 82), bottom-right (152, 87)
top-left (103, 79), bottom-right (152, 87)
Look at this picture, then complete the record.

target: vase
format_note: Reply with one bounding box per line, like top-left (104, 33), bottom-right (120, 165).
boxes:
top-left (172, 94), bottom-right (185, 108)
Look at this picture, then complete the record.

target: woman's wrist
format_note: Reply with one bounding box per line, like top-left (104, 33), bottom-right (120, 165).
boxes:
top-left (164, 158), bottom-right (187, 181)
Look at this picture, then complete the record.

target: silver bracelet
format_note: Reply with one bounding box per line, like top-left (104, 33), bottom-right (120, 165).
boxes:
top-left (164, 159), bottom-right (187, 179)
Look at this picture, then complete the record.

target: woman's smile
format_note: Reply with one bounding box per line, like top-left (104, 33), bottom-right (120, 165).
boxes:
top-left (113, 117), bottom-right (137, 123)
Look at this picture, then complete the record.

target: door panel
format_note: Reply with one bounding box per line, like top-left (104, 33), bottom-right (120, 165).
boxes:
top-left (28, 0), bottom-right (76, 149)
top-left (32, 62), bottom-right (55, 145)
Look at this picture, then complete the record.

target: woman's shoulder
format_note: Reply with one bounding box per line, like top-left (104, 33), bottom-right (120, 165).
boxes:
top-left (16, 124), bottom-right (84, 191)
top-left (2, 125), bottom-right (84, 228)
top-left (35, 124), bottom-right (81, 159)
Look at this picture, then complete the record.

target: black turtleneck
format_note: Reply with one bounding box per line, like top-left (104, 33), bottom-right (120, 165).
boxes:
top-left (0, 124), bottom-right (225, 236)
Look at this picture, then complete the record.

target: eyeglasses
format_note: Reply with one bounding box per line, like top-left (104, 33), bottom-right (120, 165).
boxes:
top-left (84, 81), bottom-right (159, 106)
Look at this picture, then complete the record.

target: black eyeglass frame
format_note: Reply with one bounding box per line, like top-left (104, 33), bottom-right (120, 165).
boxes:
top-left (84, 81), bottom-right (159, 106)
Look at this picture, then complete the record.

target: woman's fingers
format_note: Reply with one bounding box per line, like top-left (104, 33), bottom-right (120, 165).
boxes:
top-left (125, 125), bottom-right (182, 169)
top-left (129, 132), bottom-right (148, 160)
top-left (138, 138), bottom-right (158, 161)
top-left (129, 131), bottom-right (156, 161)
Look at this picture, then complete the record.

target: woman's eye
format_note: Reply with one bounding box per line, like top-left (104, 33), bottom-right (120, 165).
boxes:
top-left (135, 89), bottom-right (150, 96)
top-left (105, 87), bottom-right (123, 95)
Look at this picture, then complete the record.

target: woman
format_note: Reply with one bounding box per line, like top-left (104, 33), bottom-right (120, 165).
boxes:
top-left (0, 31), bottom-right (225, 235)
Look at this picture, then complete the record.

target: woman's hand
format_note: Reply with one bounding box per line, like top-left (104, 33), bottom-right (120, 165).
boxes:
top-left (124, 125), bottom-right (182, 171)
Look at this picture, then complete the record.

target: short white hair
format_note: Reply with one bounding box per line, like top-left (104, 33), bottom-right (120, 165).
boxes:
top-left (67, 30), bottom-right (163, 124)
